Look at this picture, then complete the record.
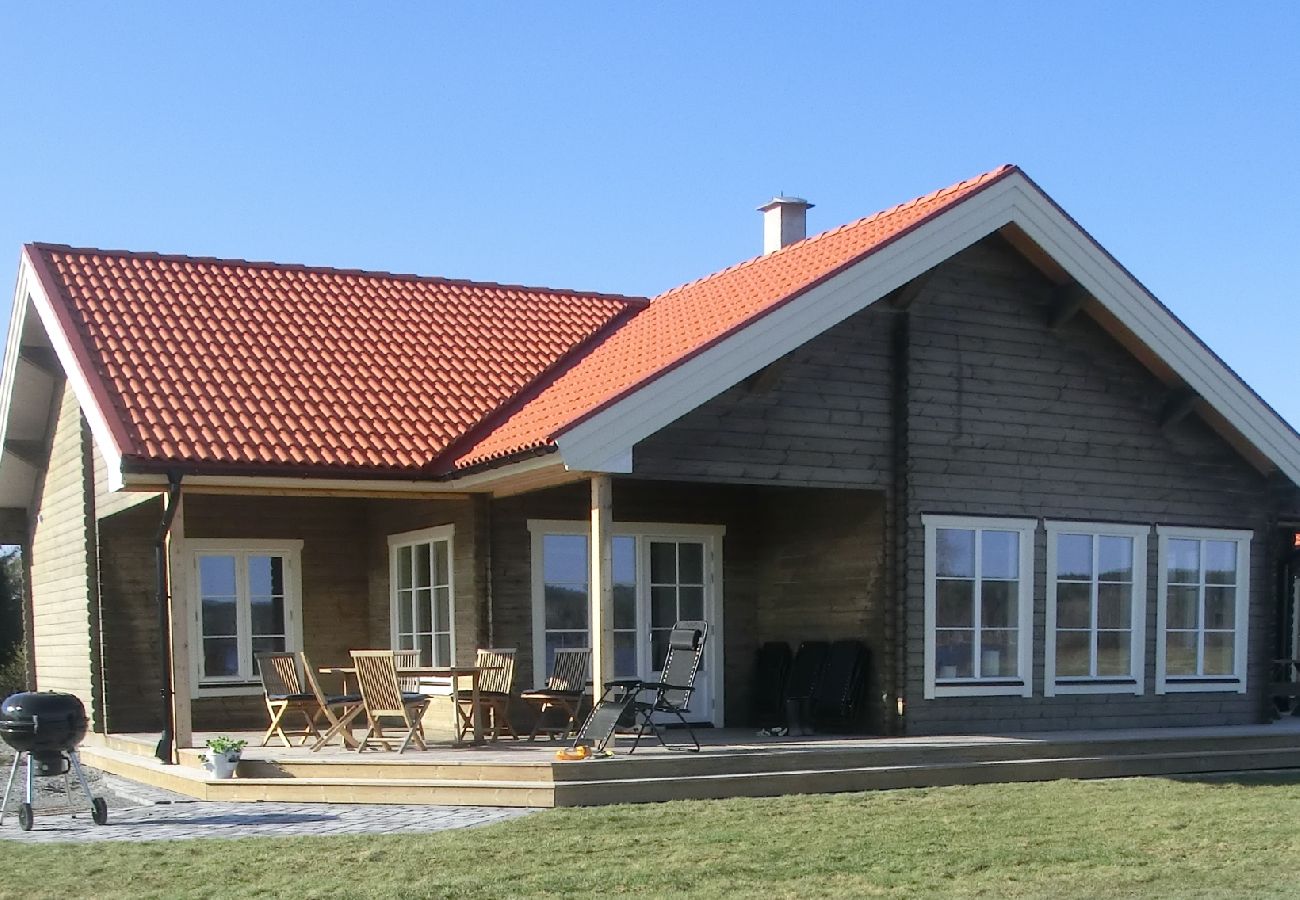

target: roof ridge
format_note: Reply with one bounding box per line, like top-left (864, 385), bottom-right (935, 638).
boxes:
top-left (26, 242), bottom-right (651, 307)
top-left (653, 164), bottom-right (1017, 302)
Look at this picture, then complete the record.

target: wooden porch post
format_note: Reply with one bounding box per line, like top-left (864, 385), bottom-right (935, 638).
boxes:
top-left (167, 495), bottom-right (193, 749)
top-left (590, 475), bottom-right (615, 699)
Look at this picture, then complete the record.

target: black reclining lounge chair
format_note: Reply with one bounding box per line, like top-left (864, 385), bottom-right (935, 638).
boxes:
top-left (784, 641), bottom-right (830, 736)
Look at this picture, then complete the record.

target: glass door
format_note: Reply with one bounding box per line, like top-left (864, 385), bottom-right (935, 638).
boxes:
top-left (646, 538), bottom-right (710, 722)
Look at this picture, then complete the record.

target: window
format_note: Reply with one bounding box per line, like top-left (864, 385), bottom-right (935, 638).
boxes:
top-left (923, 515), bottom-right (1036, 698)
top-left (188, 540), bottom-right (303, 694)
top-left (388, 526), bottom-right (455, 667)
top-left (1156, 526), bottom-right (1251, 694)
top-left (1045, 522), bottom-right (1148, 695)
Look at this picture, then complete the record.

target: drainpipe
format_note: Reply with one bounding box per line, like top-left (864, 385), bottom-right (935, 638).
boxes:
top-left (153, 474), bottom-right (183, 764)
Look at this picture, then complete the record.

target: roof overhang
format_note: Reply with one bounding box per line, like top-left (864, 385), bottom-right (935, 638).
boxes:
top-left (551, 169), bottom-right (1300, 487)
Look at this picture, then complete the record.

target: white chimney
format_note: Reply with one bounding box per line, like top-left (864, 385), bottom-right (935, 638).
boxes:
top-left (758, 196), bottom-right (814, 254)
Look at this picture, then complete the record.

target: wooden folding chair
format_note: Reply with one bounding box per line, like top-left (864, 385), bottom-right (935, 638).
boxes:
top-left (300, 652), bottom-right (364, 750)
top-left (521, 647), bottom-right (590, 741)
top-left (455, 648), bottom-right (517, 742)
top-left (350, 650), bottom-right (430, 753)
top-left (256, 651), bottom-right (322, 747)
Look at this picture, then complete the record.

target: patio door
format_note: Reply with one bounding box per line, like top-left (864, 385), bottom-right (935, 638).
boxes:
top-left (389, 525), bottom-right (455, 666)
top-left (646, 538), bottom-right (712, 724)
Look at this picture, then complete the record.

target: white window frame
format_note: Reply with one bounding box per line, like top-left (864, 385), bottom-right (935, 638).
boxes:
top-left (186, 538), bottom-right (304, 698)
top-left (387, 525), bottom-right (456, 667)
top-left (923, 514), bottom-right (1037, 699)
top-left (527, 519), bottom-right (726, 726)
top-left (1155, 525), bottom-right (1252, 694)
top-left (1044, 521), bottom-right (1149, 696)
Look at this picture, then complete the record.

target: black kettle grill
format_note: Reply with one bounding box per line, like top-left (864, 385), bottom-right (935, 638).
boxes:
top-left (0, 691), bottom-right (107, 831)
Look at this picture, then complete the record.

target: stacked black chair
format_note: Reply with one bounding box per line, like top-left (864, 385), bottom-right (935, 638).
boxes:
top-left (811, 640), bottom-right (870, 730)
top-left (784, 641), bottom-right (830, 736)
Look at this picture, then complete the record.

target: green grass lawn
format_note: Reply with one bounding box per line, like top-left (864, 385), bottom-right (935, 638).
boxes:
top-left (3, 774), bottom-right (1299, 899)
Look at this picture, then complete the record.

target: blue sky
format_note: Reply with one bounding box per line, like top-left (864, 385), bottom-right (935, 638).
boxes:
top-left (1, 4), bottom-right (1297, 422)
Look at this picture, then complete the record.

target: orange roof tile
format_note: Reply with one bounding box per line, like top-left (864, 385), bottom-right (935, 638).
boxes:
top-left (26, 245), bottom-right (644, 476)
top-left (449, 164), bottom-right (1016, 470)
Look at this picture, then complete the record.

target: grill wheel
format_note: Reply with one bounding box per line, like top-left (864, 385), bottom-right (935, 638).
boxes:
top-left (17, 803), bottom-right (32, 832)
top-left (92, 797), bottom-right (108, 825)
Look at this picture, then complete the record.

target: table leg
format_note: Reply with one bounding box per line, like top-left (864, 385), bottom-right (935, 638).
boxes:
top-left (472, 672), bottom-right (483, 745)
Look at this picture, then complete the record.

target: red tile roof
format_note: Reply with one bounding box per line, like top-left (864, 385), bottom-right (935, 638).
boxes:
top-left (26, 245), bottom-right (644, 475)
top-left (23, 164), bottom-right (1015, 480)
top-left (449, 164), bottom-right (1016, 470)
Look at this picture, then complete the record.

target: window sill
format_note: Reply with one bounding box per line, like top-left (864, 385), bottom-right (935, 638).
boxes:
top-left (1158, 677), bottom-right (1247, 695)
top-left (192, 683), bottom-right (264, 699)
top-left (928, 679), bottom-right (1030, 699)
top-left (1049, 678), bottom-right (1141, 696)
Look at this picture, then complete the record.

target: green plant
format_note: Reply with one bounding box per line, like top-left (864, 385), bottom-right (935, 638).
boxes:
top-left (204, 736), bottom-right (247, 756)
top-left (0, 645), bottom-right (27, 698)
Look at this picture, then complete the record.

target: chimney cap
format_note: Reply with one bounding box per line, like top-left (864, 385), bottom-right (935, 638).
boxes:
top-left (757, 196), bottom-right (814, 213)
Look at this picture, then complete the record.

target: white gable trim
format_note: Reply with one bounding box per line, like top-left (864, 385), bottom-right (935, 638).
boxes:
top-left (554, 171), bottom-right (1300, 486)
top-left (5, 252), bottom-right (126, 491)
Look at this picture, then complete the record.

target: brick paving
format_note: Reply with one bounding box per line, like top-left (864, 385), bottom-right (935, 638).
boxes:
top-left (0, 770), bottom-right (535, 843)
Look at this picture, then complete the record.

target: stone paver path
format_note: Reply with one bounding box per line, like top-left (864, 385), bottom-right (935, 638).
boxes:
top-left (0, 772), bottom-right (535, 843)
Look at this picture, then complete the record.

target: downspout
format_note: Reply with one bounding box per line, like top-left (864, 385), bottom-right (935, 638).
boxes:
top-left (153, 474), bottom-right (183, 764)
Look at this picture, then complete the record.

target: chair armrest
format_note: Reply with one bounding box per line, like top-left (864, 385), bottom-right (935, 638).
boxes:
top-left (640, 682), bottom-right (695, 694)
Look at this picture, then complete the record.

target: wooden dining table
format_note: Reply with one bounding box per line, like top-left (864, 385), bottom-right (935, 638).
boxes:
top-left (318, 664), bottom-right (501, 747)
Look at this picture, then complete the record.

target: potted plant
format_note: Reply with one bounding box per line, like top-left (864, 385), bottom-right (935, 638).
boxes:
top-left (203, 736), bottom-right (247, 779)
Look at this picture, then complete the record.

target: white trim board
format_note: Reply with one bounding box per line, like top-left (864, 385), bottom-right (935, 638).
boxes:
top-left (553, 171), bottom-right (1300, 488)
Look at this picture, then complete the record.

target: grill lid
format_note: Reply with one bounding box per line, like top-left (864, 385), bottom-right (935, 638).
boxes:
top-left (0, 691), bottom-right (89, 754)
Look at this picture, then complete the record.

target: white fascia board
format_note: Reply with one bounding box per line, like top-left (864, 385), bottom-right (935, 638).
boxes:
top-left (556, 170), bottom-right (1300, 486)
top-left (0, 281), bottom-right (31, 455)
top-left (554, 177), bottom-right (1020, 471)
top-left (17, 253), bottom-right (127, 489)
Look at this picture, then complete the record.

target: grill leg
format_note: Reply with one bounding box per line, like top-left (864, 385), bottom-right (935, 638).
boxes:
top-left (25, 753), bottom-right (33, 805)
top-left (0, 751), bottom-right (21, 823)
top-left (69, 753), bottom-right (96, 815)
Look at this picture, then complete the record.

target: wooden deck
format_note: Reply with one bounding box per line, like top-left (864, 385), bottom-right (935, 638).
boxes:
top-left (78, 721), bottom-right (1300, 808)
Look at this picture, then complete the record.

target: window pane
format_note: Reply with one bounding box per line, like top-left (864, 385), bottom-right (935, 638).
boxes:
top-left (935, 631), bottom-right (973, 678)
top-left (415, 588), bottom-right (433, 632)
top-left (247, 555), bottom-right (283, 598)
top-left (1096, 631), bottom-right (1130, 676)
top-left (543, 535), bottom-right (588, 584)
top-left (1165, 631), bottom-right (1197, 675)
top-left (203, 638), bottom-right (239, 677)
top-left (1057, 582), bottom-right (1091, 629)
top-left (1204, 541), bottom-right (1237, 585)
top-left (1204, 587), bottom-right (1236, 630)
top-left (1097, 583), bottom-right (1131, 629)
top-left (201, 596), bottom-right (237, 636)
top-left (678, 543), bottom-right (704, 584)
top-left (397, 546), bottom-right (413, 590)
top-left (433, 540), bottom-right (450, 586)
top-left (1056, 534), bottom-right (1093, 580)
top-left (397, 591), bottom-right (413, 633)
top-left (936, 529), bottom-right (975, 578)
top-left (250, 594), bottom-right (284, 636)
top-left (544, 632), bottom-right (589, 675)
top-left (679, 586), bottom-right (704, 622)
top-left (981, 531), bottom-right (1019, 580)
top-left (613, 584), bottom-right (636, 630)
top-left (1098, 536), bottom-right (1133, 582)
top-left (411, 542), bottom-right (431, 590)
top-left (979, 630), bottom-right (1017, 677)
top-left (613, 536), bottom-right (636, 587)
top-left (396, 632), bottom-right (414, 650)
top-left (650, 628), bottom-right (670, 667)
top-left (981, 580), bottom-right (1014, 628)
top-left (614, 631), bottom-right (637, 678)
top-left (199, 555), bottom-right (237, 597)
top-left (1204, 632), bottom-right (1234, 675)
top-left (544, 585), bottom-right (587, 629)
top-left (434, 586), bottom-right (451, 632)
top-left (651, 586), bottom-right (677, 629)
top-left (936, 580), bottom-right (974, 628)
top-left (650, 542), bottom-right (677, 583)
top-left (435, 634), bottom-right (451, 667)
top-left (252, 636), bottom-right (285, 659)
top-left (1167, 586), bottom-right (1199, 630)
top-left (1167, 539), bottom-right (1200, 584)
top-left (418, 634), bottom-right (434, 667)
top-left (1056, 631), bottom-right (1090, 676)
